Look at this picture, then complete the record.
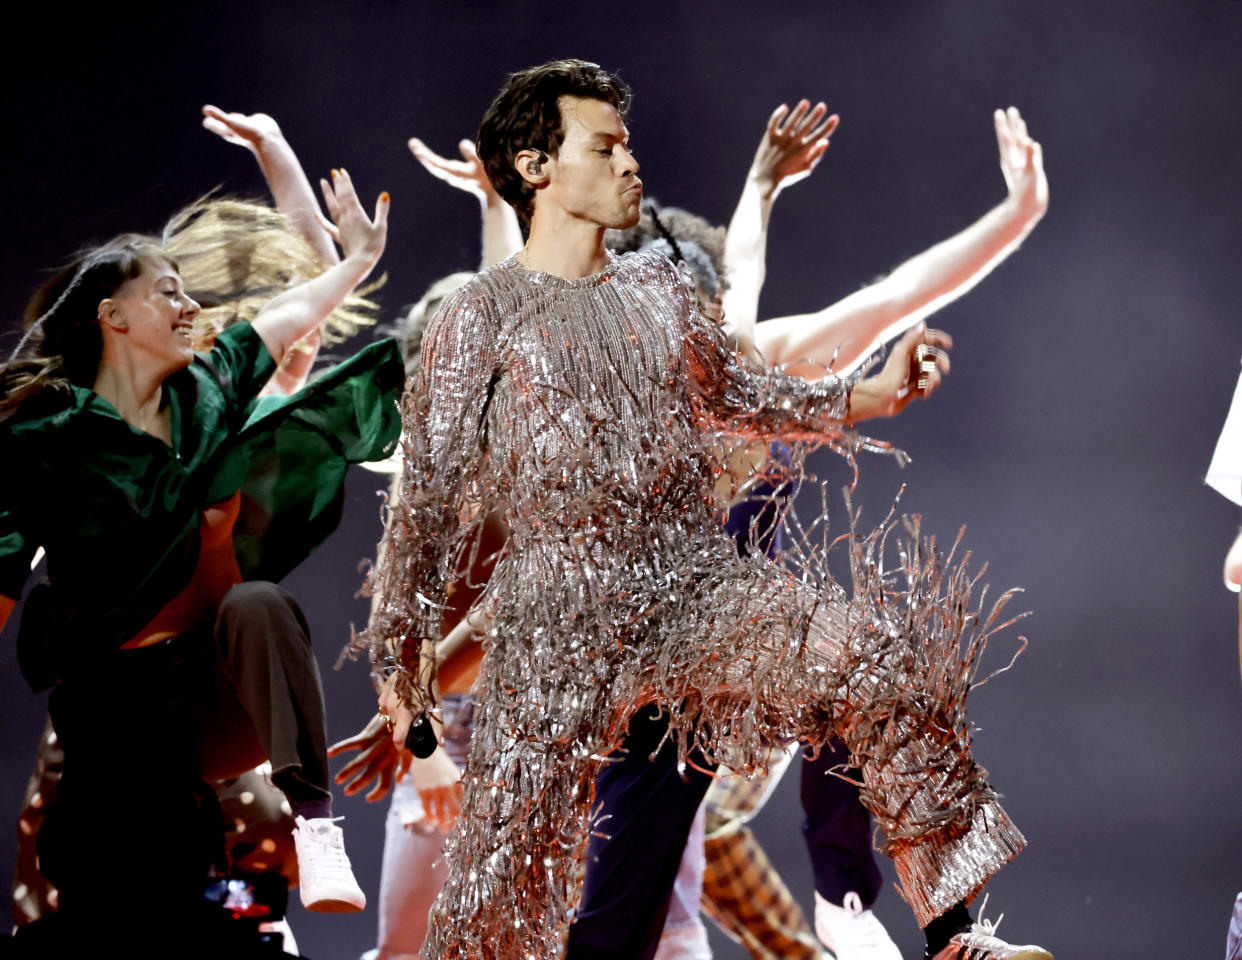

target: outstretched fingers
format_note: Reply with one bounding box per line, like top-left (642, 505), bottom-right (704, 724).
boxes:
top-left (776, 98), bottom-right (811, 138)
top-left (765, 103), bottom-right (790, 140)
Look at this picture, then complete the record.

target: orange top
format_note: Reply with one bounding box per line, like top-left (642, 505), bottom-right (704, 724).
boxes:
top-left (121, 490), bottom-right (244, 649)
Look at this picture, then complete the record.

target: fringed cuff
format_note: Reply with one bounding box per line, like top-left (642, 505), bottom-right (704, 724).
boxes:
top-left (891, 799), bottom-right (1026, 928)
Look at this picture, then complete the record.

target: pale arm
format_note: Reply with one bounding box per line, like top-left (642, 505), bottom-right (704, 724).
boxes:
top-left (678, 256), bottom-right (951, 434)
top-left (202, 106), bottom-right (340, 395)
top-left (721, 100), bottom-right (837, 348)
top-left (251, 168), bottom-right (388, 365)
top-left (409, 137), bottom-right (523, 268)
top-left (202, 106), bottom-right (340, 265)
top-left (756, 107), bottom-right (1048, 377)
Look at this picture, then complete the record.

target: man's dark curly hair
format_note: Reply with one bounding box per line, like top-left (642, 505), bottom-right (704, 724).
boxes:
top-left (477, 59), bottom-right (632, 225)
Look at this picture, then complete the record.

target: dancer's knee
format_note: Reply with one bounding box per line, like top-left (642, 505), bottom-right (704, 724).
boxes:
top-left (216, 581), bottom-right (310, 650)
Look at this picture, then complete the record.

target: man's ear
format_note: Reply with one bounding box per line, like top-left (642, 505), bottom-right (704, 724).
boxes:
top-left (514, 147), bottom-right (551, 187)
top-left (97, 298), bottom-right (127, 333)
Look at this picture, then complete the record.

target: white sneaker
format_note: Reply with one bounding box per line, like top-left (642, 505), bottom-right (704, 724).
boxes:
top-left (928, 909), bottom-right (1052, 960)
top-left (292, 815), bottom-right (366, 913)
top-left (815, 891), bottom-right (901, 960)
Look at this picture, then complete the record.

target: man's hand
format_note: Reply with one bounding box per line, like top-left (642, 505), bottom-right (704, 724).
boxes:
top-left (317, 168), bottom-right (389, 269)
top-left (377, 669), bottom-right (421, 753)
top-left (327, 712), bottom-right (403, 802)
top-left (405, 747), bottom-right (464, 833)
top-left (995, 107), bottom-right (1048, 221)
top-left (409, 137), bottom-right (499, 206)
top-left (749, 100), bottom-right (839, 200)
top-left (202, 105), bottom-right (285, 157)
top-left (847, 325), bottom-right (953, 422)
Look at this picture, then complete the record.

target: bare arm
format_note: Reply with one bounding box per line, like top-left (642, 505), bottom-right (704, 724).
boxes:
top-left (756, 107), bottom-right (1048, 376)
top-left (202, 106), bottom-right (341, 395)
top-left (202, 106), bottom-right (340, 265)
top-left (251, 168), bottom-right (388, 365)
top-left (408, 137), bottom-right (523, 268)
top-left (679, 255), bottom-right (951, 436)
top-left (721, 101), bottom-right (837, 349)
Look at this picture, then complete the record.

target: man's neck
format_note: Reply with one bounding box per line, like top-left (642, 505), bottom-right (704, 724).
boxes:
top-left (522, 209), bottom-right (610, 280)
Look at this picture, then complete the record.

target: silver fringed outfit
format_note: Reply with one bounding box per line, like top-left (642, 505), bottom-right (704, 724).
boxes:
top-left (364, 250), bottom-right (1025, 958)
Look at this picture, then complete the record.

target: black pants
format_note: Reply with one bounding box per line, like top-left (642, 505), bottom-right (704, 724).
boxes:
top-left (40, 581), bottom-right (329, 915)
top-left (565, 705), bottom-right (717, 960)
top-left (801, 739), bottom-right (883, 907)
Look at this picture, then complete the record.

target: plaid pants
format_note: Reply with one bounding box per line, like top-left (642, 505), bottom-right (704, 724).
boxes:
top-left (702, 822), bottom-right (821, 960)
top-left (700, 748), bottom-right (822, 960)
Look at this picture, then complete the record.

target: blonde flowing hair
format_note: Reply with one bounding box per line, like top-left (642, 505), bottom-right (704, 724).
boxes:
top-left (3, 196), bottom-right (381, 416)
top-left (162, 195), bottom-right (381, 347)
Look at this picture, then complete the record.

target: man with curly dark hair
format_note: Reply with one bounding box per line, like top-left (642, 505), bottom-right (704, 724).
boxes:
top-left (370, 59), bottom-right (1048, 960)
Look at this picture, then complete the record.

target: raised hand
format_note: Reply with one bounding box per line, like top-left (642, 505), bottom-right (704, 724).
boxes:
top-left (328, 712), bottom-right (402, 802)
top-left (409, 137), bottom-right (497, 204)
top-left (201, 105), bottom-right (284, 156)
top-left (317, 167), bottom-right (389, 268)
top-left (750, 99), bottom-right (840, 199)
top-left (995, 106), bottom-right (1048, 219)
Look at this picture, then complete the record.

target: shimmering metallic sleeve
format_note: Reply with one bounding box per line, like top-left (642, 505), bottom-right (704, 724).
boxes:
top-left (361, 285), bottom-right (498, 708)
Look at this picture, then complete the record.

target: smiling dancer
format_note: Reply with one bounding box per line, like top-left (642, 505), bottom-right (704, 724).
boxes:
top-left (366, 59), bottom-right (1049, 960)
top-left (1, 166), bottom-right (397, 954)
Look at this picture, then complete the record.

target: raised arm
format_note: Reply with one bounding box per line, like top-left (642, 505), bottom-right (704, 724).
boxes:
top-left (202, 106), bottom-right (340, 266)
top-left (756, 107), bottom-right (1048, 376)
top-left (721, 100), bottom-right (837, 348)
top-left (672, 255), bottom-right (949, 452)
top-left (409, 137), bottom-right (523, 268)
top-left (250, 168), bottom-right (388, 365)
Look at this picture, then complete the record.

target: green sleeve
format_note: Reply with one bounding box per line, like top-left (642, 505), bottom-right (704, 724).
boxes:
top-left (202, 322), bottom-right (279, 409)
top-left (222, 338), bottom-right (404, 582)
top-left (0, 502), bottom-right (35, 601)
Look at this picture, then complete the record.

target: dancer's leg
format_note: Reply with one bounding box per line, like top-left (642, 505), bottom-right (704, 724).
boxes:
top-left (204, 581), bottom-right (365, 913)
top-left (653, 805), bottom-right (712, 960)
top-left (800, 741), bottom-right (881, 906)
top-left (566, 704), bottom-right (716, 960)
top-left (370, 780), bottom-right (449, 959)
top-left (421, 687), bottom-right (602, 960)
top-left (203, 581), bottom-right (330, 814)
top-left (700, 823), bottom-right (820, 960)
top-left (678, 574), bottom-right (1025, 930)
top-left (368, 694), bottom-right (473, 959)
top-left (698, 750), bottom-right (820, 960)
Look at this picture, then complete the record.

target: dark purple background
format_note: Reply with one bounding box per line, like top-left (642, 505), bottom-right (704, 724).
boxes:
top-left (4, 3), bottom-right (1242, 957)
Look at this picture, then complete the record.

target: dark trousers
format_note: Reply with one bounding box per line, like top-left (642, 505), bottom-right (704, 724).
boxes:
top-left (565, 705), bottom-right (717, 960)
top-left (40, 581), bottom-right (328, 915)
top-left (800, 739), bottom-right (882, 907)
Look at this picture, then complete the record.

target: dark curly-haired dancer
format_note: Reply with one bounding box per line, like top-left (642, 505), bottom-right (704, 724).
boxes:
top-left (368, 60), bottom-right (1049, 960)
